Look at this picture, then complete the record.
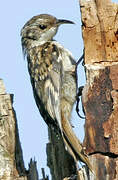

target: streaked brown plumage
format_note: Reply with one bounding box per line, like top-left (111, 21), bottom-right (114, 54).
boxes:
top-left (21, 14), bottom-right (93, 172)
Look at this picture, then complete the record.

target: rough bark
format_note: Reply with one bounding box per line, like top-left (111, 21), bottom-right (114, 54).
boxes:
top-left (78, 0), bottom-right (118, 179)
top-left (0, 79), bottom-right (39, 180)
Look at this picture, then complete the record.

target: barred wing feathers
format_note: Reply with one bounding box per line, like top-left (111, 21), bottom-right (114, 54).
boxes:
top-left (28, 42), bottom-right (63, 131)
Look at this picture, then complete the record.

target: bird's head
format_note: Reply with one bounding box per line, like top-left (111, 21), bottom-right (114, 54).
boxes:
top-left (21, 14), bottom-right (74, 47)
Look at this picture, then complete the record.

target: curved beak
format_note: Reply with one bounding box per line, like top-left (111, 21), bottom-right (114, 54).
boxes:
top-left (56, 19), bottom-right (75, 25)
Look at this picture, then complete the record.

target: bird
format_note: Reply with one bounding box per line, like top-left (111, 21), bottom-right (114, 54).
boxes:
top-left (21, 14), bottom-right (93, 172)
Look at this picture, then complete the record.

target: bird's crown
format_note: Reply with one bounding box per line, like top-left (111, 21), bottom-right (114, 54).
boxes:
top-left (21, 14), bottom-right (74, 44)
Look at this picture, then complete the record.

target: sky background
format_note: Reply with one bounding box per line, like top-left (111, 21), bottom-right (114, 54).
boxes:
top-left (0, 0), bottom-right (117, 179)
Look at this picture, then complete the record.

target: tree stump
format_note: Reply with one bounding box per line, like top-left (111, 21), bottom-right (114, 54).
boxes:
top-left (78, 0), bottom-right (118, 179)
top-left (0, 79), bottom-right (39, 180)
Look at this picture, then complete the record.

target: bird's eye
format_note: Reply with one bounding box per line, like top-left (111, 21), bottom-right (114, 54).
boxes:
top-left (39, 24), bottom-right (47, 30)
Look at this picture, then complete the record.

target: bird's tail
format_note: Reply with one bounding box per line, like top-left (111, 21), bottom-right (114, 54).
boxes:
top-left (61, 113), bottom-right (93, 173)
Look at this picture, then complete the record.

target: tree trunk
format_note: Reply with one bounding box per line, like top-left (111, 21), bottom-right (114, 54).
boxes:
top-left (0, 79), bottom-right (39, 180)
top-left (78, 0), bottom-right (118, 179)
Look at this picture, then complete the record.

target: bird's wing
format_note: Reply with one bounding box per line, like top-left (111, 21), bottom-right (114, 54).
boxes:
top-left (33, 42), bottom-right (63, 130)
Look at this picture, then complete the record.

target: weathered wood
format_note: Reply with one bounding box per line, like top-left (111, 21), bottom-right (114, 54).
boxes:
top-left (27, 159), bottom-right (39, 180)
top-left (47, 128), bottom-right (76, 180)
top-left (79, 0), bottom-right (118, 179)
top-left (41, 168), bottom-right (49, 180)
top-left (0, 79), bottom-right (40, 180)
top-left (0, 79), bottom-right (26, 179)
